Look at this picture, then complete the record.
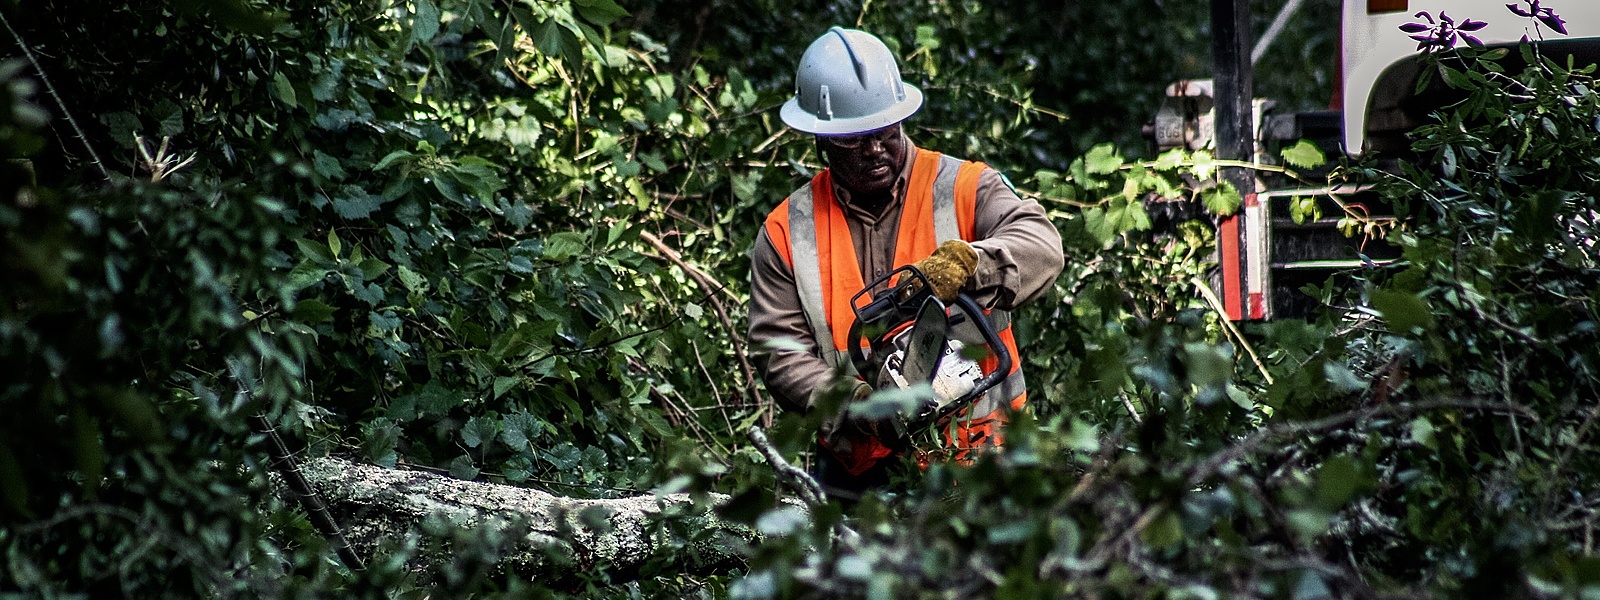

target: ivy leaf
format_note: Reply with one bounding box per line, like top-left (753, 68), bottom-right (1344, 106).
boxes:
top-left (1280, 139), bottom-right (1327, 170)
top-left (1201, 181), bottom-right (1241, 216)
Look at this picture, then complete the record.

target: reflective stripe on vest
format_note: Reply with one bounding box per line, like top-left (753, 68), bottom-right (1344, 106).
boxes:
top-left (785, 183), bottom-right (851, 371)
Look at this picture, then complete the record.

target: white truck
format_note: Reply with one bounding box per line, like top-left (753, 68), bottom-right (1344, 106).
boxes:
top-left (1154, 0), bottom-right (1600, 319)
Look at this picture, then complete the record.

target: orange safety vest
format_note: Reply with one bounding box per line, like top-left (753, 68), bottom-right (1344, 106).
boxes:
top-left (763, 148), bottom-right (1028, 476)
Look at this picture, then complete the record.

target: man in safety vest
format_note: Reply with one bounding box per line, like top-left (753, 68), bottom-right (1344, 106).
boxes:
top-left (748, 27), bottom-right (1064, 495)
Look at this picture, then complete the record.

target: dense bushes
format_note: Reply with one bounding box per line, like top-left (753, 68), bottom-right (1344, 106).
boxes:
top-left (2, 0), bottom-right (1597, 597)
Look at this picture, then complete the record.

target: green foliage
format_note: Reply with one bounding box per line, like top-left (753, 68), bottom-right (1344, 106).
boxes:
top-left (6, 0), bottom-right (1600, 598)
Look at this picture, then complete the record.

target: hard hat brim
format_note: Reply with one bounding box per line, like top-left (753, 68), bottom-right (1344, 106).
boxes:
top-left (779, 83), bottom-right (923, 136)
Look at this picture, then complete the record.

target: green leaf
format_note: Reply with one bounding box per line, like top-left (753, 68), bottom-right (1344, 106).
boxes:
top-left (1280, 139), bottom-right (1327, 170)
top-left (358, 258), bottom-right (390, 280)
top-left (270, 71), bottom-right (297, 108)
top-left (291, 298), bottom-right (337, 323)
top-left (543, 443), bottom-right (582, 470)
top-left (1322, 362), bottom-right (1367, 394)
top-left (914, 24), bottom-right (942, 50)
top-left (449, 455), bottom-right (479, 480)
top-left (1152, 148), bottom-right (1185, 171)
top-left (731, 171), bottom-right (762, 202)
top-left (1290, 196), bottom-right (1322, 224)
top-left (333, 193), bottom-right (384, 219)
top-left (1200, 182), bottom-right (1241, 216)
top-left (1182, 342), bottom-right (1232, 389)
top-left (373, 150), bottom-right (414, 171)
top-left (1083, 143), bottom-right (1122, 175)
top-left (1083, 207), bottom-right (1114, 245)
top-left (311, 150), bottom-right (348, 180)
top-left (502, 455), bottom-right (533, 483)
top-left (1438, 64), bottom-right (1474, 89)
top-left (362, 417), bottom-right (401, 468)
top-left (501, 411), bottom-right (543, 449)
top-left (1140, 509), bottom-right (1183, 550)
top-left (412, 0), bottom-right (440, 45)
top-left (531, 18), bottom-right (564, 58)
top-left (1409, 416), bottom-right (1438, 449)
top-left (1188, 150), bottom-right (1216, 180)
top-left (1314, 455), bottom-right (1367, 510)
top-left (635, 406), bottom-right (673, 438)
top-left (542, 231), bottom-right (587, 261)
top-left (1370, 289), bottom-right (1434, 333)
top-left (573, 0), bottom-right (629, 27)
top-left (492, 375), bottom-right (518, 399)
top-left (294, 238), bottom-right (336, 265)
top-left (461, 415), bottom-right (498, 449)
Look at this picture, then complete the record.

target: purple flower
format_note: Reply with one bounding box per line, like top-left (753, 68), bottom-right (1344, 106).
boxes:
top-left (1401, 11), bottom-right (1489, 51)
top-left (1507, 0), bottom-right (1569, 35)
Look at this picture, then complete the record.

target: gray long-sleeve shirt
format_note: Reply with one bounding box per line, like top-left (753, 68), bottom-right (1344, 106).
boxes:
top-left (748, 144), bottom-right (1065, 413)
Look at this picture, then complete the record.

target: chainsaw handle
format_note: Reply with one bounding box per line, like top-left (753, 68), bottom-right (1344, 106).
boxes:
top-left (847, 265), bottom-right (933, 376)
top-left (933, 293), bottom-right (1014, 421)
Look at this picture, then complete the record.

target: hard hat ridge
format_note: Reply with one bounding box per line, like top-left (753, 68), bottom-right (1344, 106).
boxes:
top-left (780, 26), bottom-right (923, 136)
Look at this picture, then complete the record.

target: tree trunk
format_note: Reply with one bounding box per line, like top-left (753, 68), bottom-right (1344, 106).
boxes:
top-left (297, 456), bottom-right (747, 579)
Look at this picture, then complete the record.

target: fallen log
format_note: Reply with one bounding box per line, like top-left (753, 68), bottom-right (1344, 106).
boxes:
top-left (296, 456), bottom-right (747, 579)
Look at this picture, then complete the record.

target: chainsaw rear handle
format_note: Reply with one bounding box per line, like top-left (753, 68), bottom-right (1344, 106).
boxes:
top-left (931, 293), bottom-right (1014, 422)
top-left (842, 265), bottom-right (1014, 422)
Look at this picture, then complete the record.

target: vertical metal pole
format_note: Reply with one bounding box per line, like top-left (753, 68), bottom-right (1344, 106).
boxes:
top-left (1211, 0), bottom-right (1254, 170)
top-left (1211, 0), bottom-right (1257, 319)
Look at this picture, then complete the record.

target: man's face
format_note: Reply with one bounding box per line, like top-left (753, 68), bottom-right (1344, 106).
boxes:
top-left (819, 124), bottom-right (907, 196)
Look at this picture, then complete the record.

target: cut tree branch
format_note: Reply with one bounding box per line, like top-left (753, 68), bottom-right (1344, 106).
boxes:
top-left (295, 456), bottom-right (747, 578)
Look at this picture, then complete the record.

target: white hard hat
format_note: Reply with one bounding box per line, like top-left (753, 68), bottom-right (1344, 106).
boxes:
top-left (780, 27), bottom-right (924, 136)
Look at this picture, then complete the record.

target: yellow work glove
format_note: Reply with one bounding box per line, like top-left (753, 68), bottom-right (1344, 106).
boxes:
top-left (899, 240), bottom-right (978, 302)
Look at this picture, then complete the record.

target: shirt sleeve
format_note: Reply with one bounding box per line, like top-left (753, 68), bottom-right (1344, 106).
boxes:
top-left (966, 169), bottom-right (1066, 310)
top-left (748, 227), bottom-right (839, 413)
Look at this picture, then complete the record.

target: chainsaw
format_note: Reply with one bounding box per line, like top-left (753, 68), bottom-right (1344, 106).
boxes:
top-left (844, 264), bottom-right (1013, 430)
